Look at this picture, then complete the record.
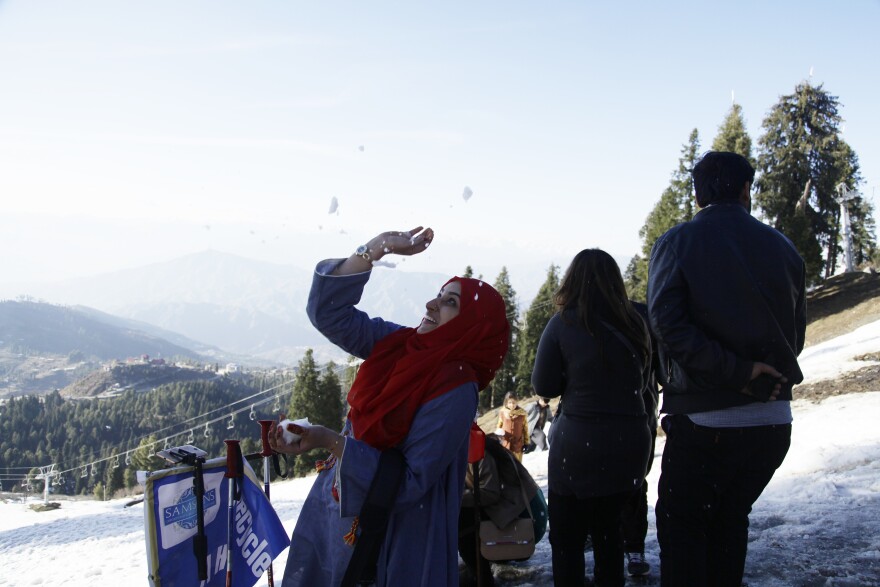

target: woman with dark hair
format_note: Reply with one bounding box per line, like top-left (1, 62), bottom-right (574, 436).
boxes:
top-left (532, 248), bottom-right (653, 587)
top-left (269, 227), bottom-right (510, 587)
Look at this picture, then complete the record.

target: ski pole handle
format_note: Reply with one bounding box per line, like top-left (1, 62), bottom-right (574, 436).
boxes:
top-left (224, 440), bottom-right (242, 478)
top-left (259, 420), bottom-right (274, 457)
top-left (224, 439), bottom-right (241, 587)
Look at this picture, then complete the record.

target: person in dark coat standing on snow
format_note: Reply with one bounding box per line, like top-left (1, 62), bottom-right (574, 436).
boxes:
top-left (647, 151), bottom-right (807, 587)
top-left (525, 396), bottom-right (551, 451)
top-left (533, 248), bottom-right (653, 587)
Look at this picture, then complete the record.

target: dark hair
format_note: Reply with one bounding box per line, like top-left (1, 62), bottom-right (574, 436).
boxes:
top-left (692, 151), bottom-right (755, 207)
top-left (554, 249), bottom-right (650, 366)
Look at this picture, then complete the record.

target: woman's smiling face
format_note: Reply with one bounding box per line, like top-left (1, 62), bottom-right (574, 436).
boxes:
top-left (417, 281), bottom-right (462, 334)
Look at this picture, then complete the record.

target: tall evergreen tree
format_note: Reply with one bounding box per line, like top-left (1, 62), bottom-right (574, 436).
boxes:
top-left (462, 265), bottom-right (474, 278)
top-left (625, 129), bottom-right (701, 301)
top-left (711, 102), bottom-right (754, 164)
top-left (484, 267), bottom-right (519, 411)
top-left (316, 362), bottom-right (345, 431)
top-left (340, 355), bottom-right (360, 405)
top-left (104, 458), bottom-right (124, 498)
top-left (755, 81), bottom-right (873, 282)
top-left (125, 436), bottom-right (162, 489)
top-left (288, 349), bottom-right (325, 476)
top-left (515, 265), bottom-right (559, 396)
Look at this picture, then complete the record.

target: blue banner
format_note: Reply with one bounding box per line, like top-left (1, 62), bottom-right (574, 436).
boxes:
top-left (144, 456), bottom-right (290, 587)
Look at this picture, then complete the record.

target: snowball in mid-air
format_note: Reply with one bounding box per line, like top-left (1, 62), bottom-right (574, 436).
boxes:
top-left (328, 197), bottom-right (339, 214)
top-left (372, 259), bottom-right (397, 268)
top-left (462, 186), bottom-right (473, 202)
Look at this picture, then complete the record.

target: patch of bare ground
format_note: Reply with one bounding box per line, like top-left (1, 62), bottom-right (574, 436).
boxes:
top-left (804, 271), bottom-right (880, 346)
top-left (793, 362), bottom-right (880, 403)
top-left (794, 271), bottom-right (880, 402)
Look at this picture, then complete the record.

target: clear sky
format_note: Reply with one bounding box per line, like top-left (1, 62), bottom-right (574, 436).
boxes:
top-left (1, 0), bottom-right (878, 300)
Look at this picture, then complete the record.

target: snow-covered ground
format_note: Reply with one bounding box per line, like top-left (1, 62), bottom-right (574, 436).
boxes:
top-left (2, 323), bottom-right (880, 586)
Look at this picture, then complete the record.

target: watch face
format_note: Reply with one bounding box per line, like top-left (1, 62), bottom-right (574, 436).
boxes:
top-left (355, 245), bottom-right (368, 255)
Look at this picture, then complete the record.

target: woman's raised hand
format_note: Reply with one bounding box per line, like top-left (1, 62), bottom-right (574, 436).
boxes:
top-left (332, 226), bottom-right (434, 276)
top-left (372, 226), bottom-right (434, 259)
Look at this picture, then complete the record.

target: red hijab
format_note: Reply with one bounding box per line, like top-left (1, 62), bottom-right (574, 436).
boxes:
top-left (347, 277), bottom-right (510, 450)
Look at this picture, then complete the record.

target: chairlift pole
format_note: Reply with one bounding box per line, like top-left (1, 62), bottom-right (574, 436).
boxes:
top-left (35, 465), bottom-right (55, 504)
top-left (836, 184), bottom-right (857, 273)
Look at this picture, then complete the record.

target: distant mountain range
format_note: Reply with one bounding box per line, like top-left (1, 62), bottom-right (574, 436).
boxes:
top-left (1, 250), bottom-right (451, 365)
top-left (0, 300), bottom-right (202, 362)
top-left (0, 299), bottom-right (211, 398)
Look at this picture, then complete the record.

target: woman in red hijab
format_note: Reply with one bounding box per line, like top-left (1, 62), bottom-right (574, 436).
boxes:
top-left (270, 227), bottom-right (509, 587)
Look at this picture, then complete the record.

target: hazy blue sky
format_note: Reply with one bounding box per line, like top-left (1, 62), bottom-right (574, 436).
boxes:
top-left (1, 0), bottom-right (878, 299)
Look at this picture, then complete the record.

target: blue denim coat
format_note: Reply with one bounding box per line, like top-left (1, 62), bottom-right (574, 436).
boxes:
top-left (281, 260), bottom-right (476, 586)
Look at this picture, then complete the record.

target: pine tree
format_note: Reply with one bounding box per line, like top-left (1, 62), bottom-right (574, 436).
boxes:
top-left (104, 458), bottom-right (124, 498)
top-left (755, 81), bottom-right (873, 282)
top-left (288, 351), bottom-right (344, 477)
top-left (316, 362), bottom-right (345, 431)
top-left (484, 267), bottom-right (519, 411)
top-left (462, 265), bottom-right (474, 278)
top-left (340, 355), bottom-right (360, 406)
top-left (711, 102), bottom-right (755, 164)
top-left (515, 265), bottom-right (559, 396)
top-left (625, 129), bottom-right (701, 301)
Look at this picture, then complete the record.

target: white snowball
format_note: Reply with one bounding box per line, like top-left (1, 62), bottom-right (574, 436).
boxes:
top-left (279, 417), bottom-right (312, 443)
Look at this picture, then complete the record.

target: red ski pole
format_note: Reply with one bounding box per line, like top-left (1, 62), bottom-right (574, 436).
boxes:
top-left (224, 439), bottom-right (243, 587)
top-left (258, 420), bottom-right (276, 587)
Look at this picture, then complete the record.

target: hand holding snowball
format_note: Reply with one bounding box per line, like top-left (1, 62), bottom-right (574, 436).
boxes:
top-left (269, 414), bottom-right (346, 459)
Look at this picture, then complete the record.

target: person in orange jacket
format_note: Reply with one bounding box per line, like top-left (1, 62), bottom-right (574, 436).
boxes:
top-left (497, 392), bottom-right (529, 461)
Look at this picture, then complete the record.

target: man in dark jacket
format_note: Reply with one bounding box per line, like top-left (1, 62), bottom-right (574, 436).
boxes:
top-left (647, 151), bottom-right (806, 587)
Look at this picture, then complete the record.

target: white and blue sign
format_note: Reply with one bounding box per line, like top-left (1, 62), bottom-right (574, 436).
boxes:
top-left (144, 456), bottom-right (290, 587)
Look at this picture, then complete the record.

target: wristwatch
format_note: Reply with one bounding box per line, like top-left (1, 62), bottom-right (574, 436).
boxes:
top-left (355, 244), bottom-right (372, 263)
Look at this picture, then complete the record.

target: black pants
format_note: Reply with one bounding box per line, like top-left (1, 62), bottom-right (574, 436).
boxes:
top-left (549, 490), bottom-right (630, 587)
top-left (656, 414), bottom-right (791, 587)
top-left (620, 427), bottom-right (657, 552)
